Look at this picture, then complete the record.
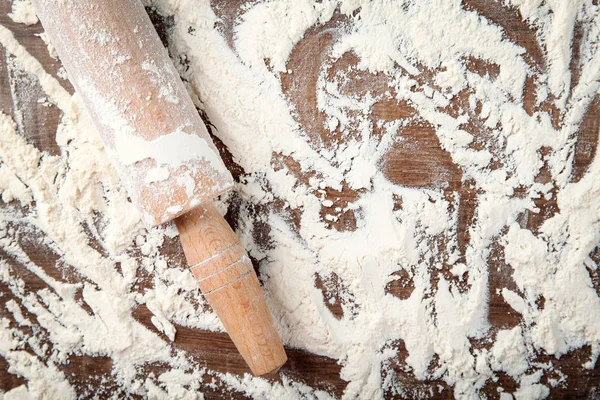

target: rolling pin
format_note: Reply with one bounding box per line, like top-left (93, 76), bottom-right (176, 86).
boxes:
top-left (31, 0), bottom-right (287, 375)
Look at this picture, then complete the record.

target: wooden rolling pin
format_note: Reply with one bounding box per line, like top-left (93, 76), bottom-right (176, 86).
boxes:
top-left (31, 0), bottom-right (287, 375)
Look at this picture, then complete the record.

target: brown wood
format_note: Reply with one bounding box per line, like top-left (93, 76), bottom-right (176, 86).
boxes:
top-left (176, 203), bottom-right (287, 376)
top-left (2, 0), bottom-right (600, 398)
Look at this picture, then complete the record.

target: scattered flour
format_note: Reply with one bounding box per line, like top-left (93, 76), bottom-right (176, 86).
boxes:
top-left (1, 0), bottom-right (600, 399)
top-left (7, 0), bottom-right (37, 26)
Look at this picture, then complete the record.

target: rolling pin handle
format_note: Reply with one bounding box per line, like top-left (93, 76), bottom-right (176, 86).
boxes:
top-left (175, 202), bottom-right (287, 376)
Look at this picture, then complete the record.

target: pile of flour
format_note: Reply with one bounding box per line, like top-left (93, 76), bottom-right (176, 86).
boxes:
top-left (1, 0), bottom-right (600, 398)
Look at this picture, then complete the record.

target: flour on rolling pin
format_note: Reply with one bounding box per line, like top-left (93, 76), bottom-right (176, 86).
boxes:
top-left (34, 0), bottom-right (233, 226)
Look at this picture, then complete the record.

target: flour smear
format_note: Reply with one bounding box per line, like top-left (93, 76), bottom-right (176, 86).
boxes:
top-left (1, 0), bottom-right (600, 399)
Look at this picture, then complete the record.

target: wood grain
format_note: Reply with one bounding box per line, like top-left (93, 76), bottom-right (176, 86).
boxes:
top-left (1, 1), bottom-right (600, 398)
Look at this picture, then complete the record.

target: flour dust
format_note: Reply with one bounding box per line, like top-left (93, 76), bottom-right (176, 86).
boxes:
top-left (1, 0), bottom-right (600, 399)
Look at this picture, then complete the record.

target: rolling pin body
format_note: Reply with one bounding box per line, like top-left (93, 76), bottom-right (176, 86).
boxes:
top-left (32, 0), bottom-right (287, 375)
top-left (32, 0), bottom-right (231, 226)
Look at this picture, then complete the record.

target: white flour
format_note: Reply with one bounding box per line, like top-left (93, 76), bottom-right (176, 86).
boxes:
top-left (1, 0), bottom-right (600, 399)
top-left (7, 0), bottom-right (37, 26)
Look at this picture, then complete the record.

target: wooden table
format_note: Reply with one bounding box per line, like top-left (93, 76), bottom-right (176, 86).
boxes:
top-left (1, 1), bottom-right (599, 398)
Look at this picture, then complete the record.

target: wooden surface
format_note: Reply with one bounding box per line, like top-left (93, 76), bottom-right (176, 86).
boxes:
top-left (1, 1), bottom-right (600, 398)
